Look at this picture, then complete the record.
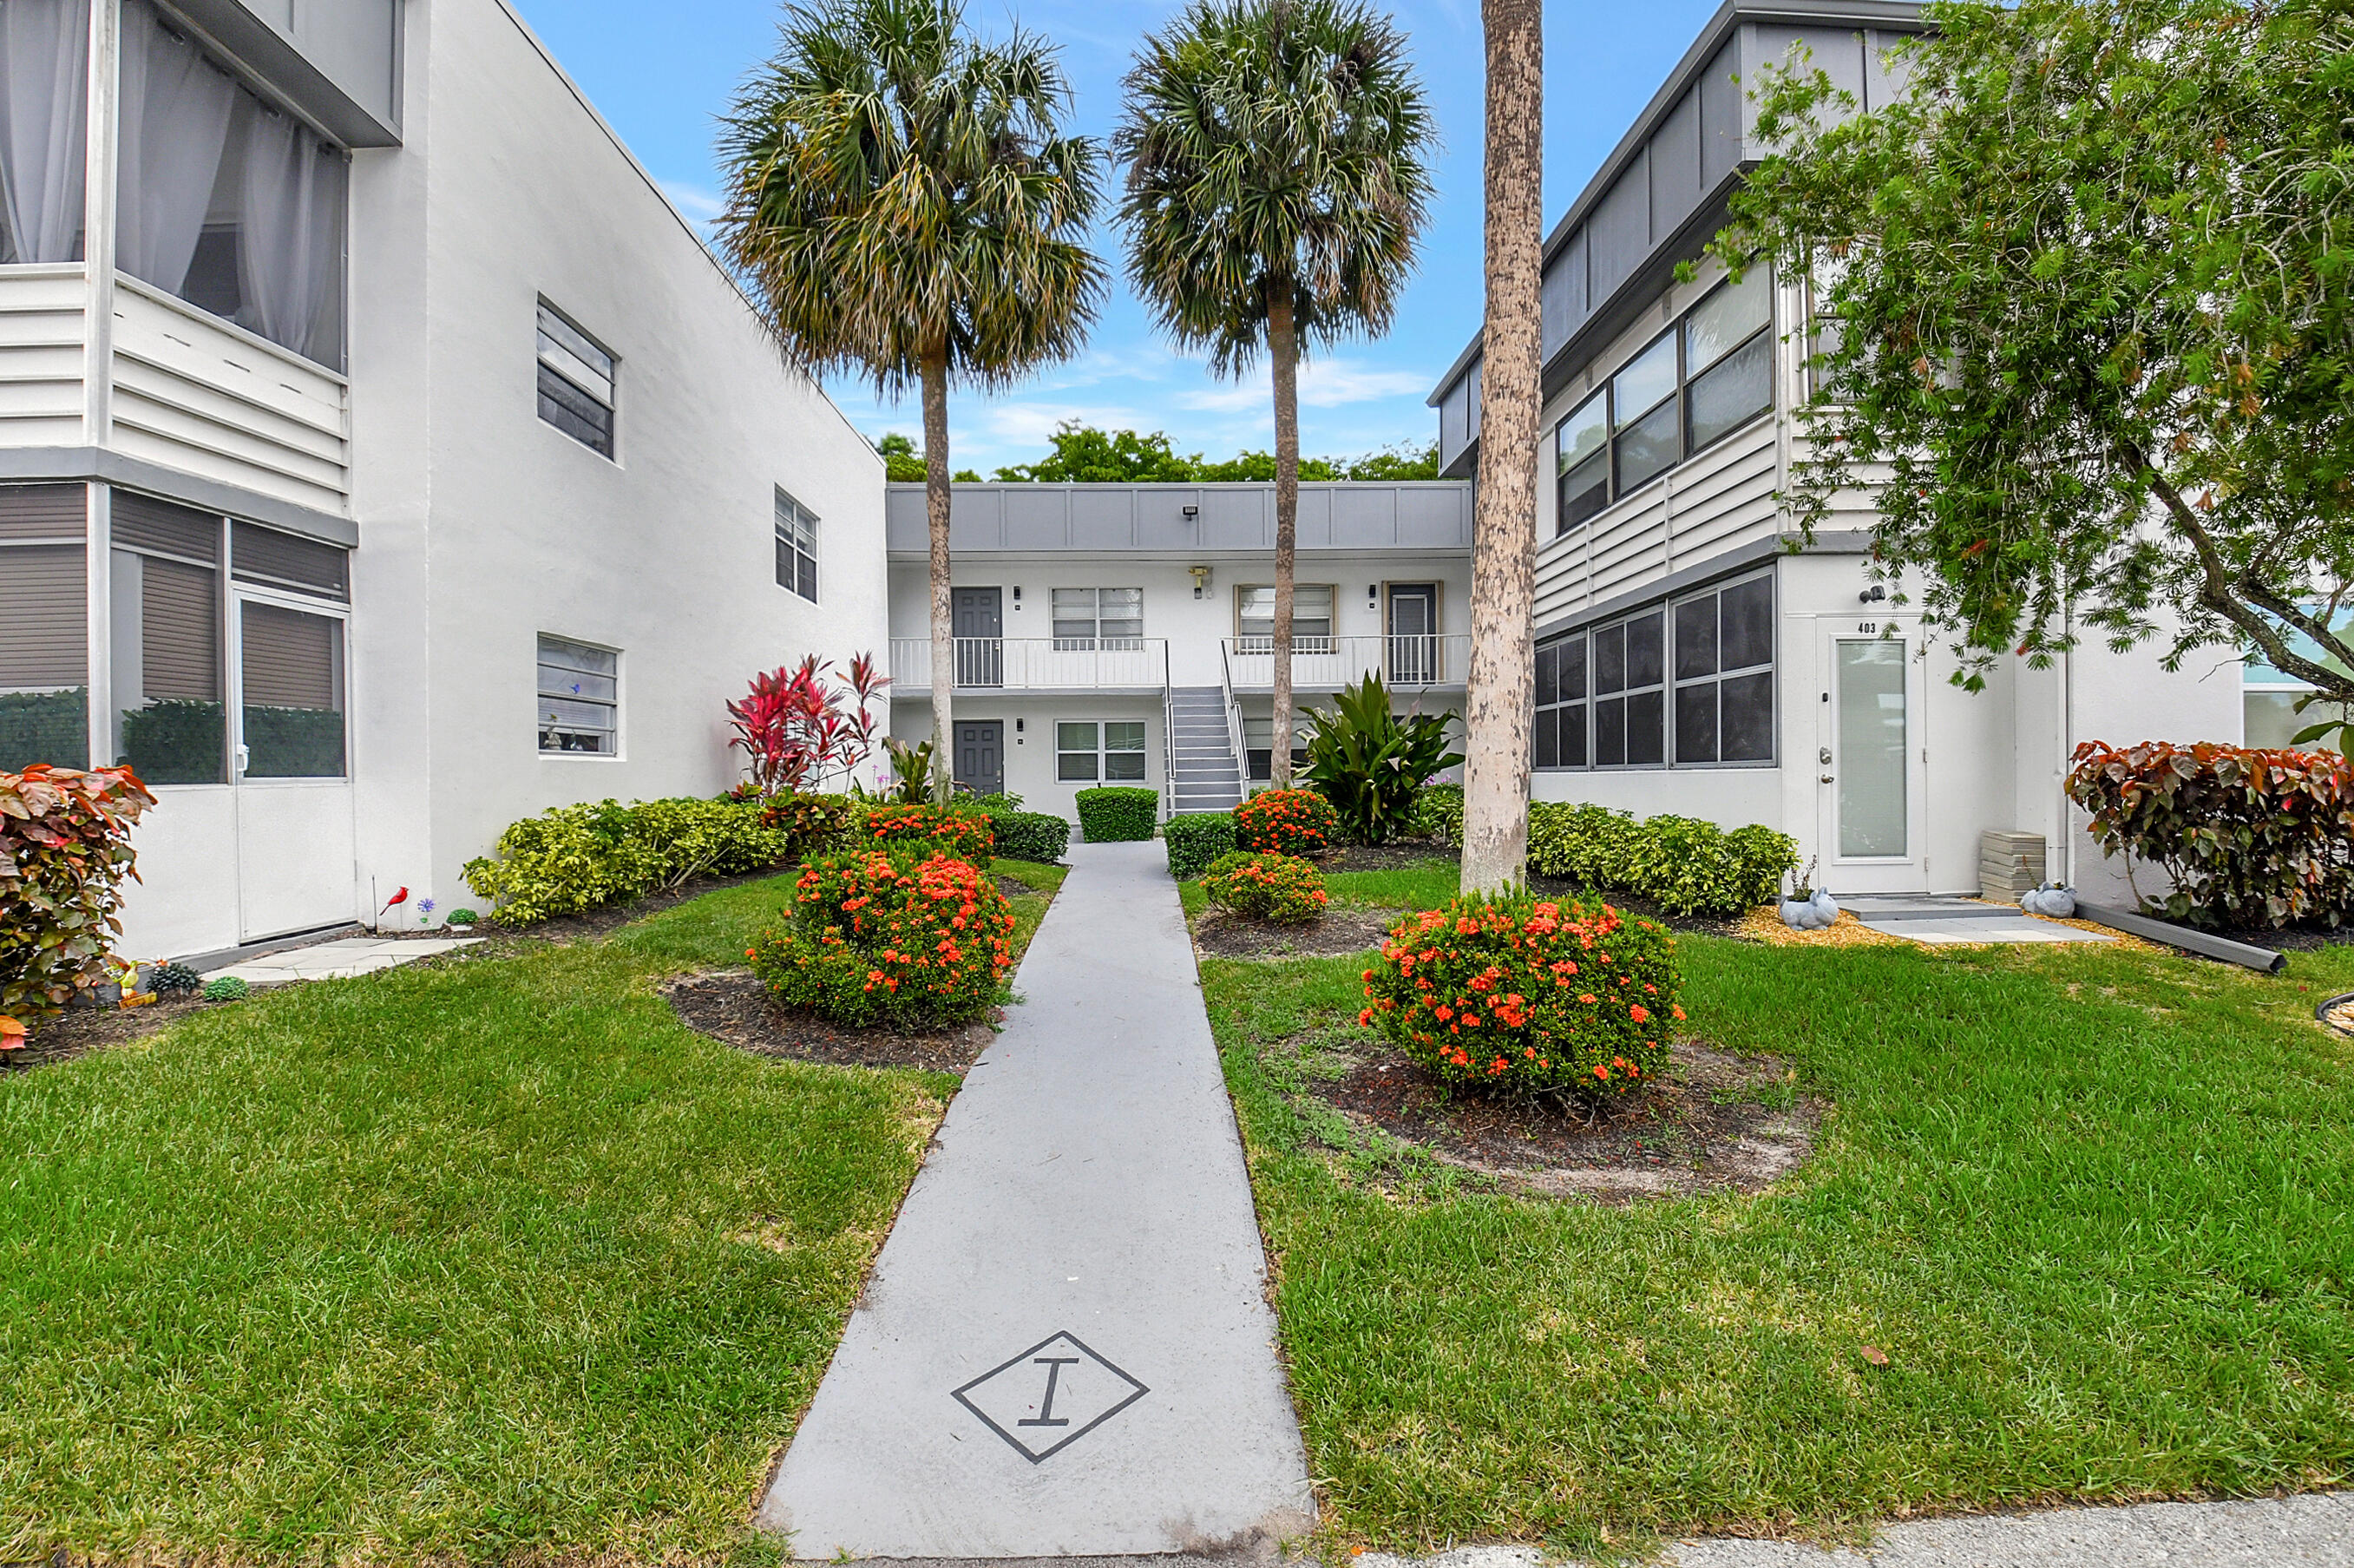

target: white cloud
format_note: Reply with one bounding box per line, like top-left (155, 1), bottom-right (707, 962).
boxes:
top-left (660, 180), bottom-right (727, 236)
top-left (1177, 356), bottom-right (1433, 414)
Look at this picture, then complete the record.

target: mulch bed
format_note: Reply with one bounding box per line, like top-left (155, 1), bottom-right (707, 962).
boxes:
top-left (1318, 838), bottom-right (1457, 873)
top-left (1193, 907), bottom-right (1408, 960)
top-left (6, 991), bottom-right (228, 1072)
top-left (1303, 1035), bottom-right (1820, 1203)
top-left (664, 969), bottom-right (996, 1074)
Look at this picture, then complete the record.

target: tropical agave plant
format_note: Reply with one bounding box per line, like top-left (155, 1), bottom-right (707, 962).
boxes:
top-left (1298, 675), bottom-right (1462, 844)
top-left (727, 653), bottom-right (889, 796)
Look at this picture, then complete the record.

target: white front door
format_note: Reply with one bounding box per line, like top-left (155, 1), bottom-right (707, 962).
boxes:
top-left (232, 593), bottom-right (357, 941)
top-left (1816, 620), bottom-right (1926, 895)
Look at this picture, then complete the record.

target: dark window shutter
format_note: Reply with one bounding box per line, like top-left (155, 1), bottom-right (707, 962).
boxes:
top-left (232, 521), bottom-right (349, 600)
top-left (115, 491), bottom-right (221, 561)
top-left (0, 544), bottom-right (87, 686)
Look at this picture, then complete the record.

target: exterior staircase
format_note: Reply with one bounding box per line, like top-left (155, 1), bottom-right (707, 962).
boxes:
top-left (1167, 686), bottom-right (1244, 816)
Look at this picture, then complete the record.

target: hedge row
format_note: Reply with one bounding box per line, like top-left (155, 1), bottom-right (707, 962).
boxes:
top-left (1077, 786), bottom-right (1157, 842)
top-left (1529, 804), bottom-right (1797, 918)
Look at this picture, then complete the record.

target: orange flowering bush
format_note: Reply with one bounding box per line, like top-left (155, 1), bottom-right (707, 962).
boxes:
top-left (862, 803), bottom-right (993, 863)
top-left (1358, 889), bottom-right (1683, 1097)
top-left (749, 848), bottom-right (1014, 1027)
top-left (1232, 789), bottom-right (1338, 857)
top-left (1201, 851), bottom-right (1328, 923)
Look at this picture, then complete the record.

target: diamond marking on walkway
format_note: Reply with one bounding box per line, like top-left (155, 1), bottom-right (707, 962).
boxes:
top-left (950, 1330), bottom-right (1149, 1463)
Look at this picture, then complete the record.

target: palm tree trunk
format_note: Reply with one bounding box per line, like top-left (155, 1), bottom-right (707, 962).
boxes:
top-left (1269, 284), bottom-right (1300, 792)
top-left (1461, 0), bottom-right (1542, 894)
top-left (922, 344), bottom-right (955, 805)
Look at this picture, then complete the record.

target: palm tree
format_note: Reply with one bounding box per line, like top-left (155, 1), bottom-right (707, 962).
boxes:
top-left (1459, 0), bottom-right (1541, 892)
top-left (718, 0), bottom-right (1104, 800)
top-left (1116, 0), bottom-right (1433, 791)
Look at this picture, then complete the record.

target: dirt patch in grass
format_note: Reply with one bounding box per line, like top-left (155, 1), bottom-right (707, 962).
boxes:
top-left (1319, 838), bottom-right (1455, 873)
top-left (664, 968), bottom-right (995, 1074)
top-left (1300, 1034), bottom-right (1819, 1203)
top-left (1193, 907), bottom-right (1407, 960)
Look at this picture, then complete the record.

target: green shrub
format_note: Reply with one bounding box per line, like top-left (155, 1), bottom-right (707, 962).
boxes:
top-left (1297, 676), bottom-right (1462, 843)
top-left (2, 764), bottom-right (154, 1021)
top-left (2067, 738), bottom-right (2354, 928)
top-left (1202, 851), bottom-right (1328, 923)
top-left (201, 974), bottom-right (248, 1002)
top-left (0, 688), bottom-right (88, 773)
top-left (1164, 812), bottom-right (1237, 880)
top-left (1527, 804), bottom-right (1796, 919)
top-left (860, 803), bottom-right (993, 862)
top-left (759, 791), bottom-right (864, 858)
top-left (149, 962), bottom-right (202, 996)
top-left (750, 848), bottom-right (1014, 1028)
top-left (1076, 786), bottom-right (1157, 842)
top-left (1413, 782), bottom-right (1463, 843)
top-left (240, 703), bottom-right (346, 777)
top-left (119, 699), bottom-right (226, 784)
top-left (462, 797), bottom-right (796, 925)
top-left (1232, 788), bottom-right (1338, 856)
top-left (447, 909), bottom-right (480, 926)
top-left (986, 810), bottom-right (1071, 863)
top-left (1359, 890), bottom-right (1682, 1097)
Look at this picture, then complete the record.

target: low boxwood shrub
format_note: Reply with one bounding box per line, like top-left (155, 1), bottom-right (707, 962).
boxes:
top-left (1413, 782), bottom-right (1463, 843)
top-left (1164, 812), bottom-right (1237, 880)
top-left (987, 810), bottom-right (1070, 863)
top-left (463, 797), bottom-right (797, 925)
top-left (1358, 889), bottom-right (1683, 1097)
top-left (2, 764), bottom-right (154, 1021)
top-left (1527, 804), bottom-right (1795, 918)
top-left (1076, 786), bottom-right (1157, 842)
top-left (750, 848), bottom-right (1014, 1028)
top-left (862, 803), bottom-right (993, 863)
top-left (1201, 851), bottom-right (1328, 923)
top-left (2068, 739), bottom-right (2354, 928)
top-left (1232, 788), bottom-right (1337, 857)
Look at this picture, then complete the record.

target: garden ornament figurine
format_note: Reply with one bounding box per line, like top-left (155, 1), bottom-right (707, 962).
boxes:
top-left (1780, 860), bottom-right (1839, 930)
top-left (2021, 882), bottom-right (2076, 919)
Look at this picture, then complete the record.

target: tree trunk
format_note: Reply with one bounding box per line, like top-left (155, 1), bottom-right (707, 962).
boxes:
top-left (1461, 0), bottom-right (1542, 895)
top-left (1269, 283), bottom-right (1300, 792)
top-left (923, 346), bottom-right (955, 805)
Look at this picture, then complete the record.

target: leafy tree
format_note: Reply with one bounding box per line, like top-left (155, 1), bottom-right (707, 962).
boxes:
top-left (991, 423), bottom-right (1197, 482)
top-left (1715, 0), bottom-right (2354, 739)
top-left (1342, 439), bottom-right (1439, 480)
top-left (1117, 0), bottom-right (1434, 787)
top-left (718, 0), bottom-right (1103, 797)
top-left (1460, 0), bottom-right (1543, 890)
top-left (1194, 451), bottom-right (1341, 482)
top-left (873, 432), bottom-right (927, 482)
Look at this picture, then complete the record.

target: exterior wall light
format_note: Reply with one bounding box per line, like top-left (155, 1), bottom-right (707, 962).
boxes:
top-left (1190, 563), bottom-right (1211, 599)
top-left (1181, 503), bottom-right (1199, 519)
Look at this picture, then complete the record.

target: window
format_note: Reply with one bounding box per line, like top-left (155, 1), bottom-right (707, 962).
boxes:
top-left (1533, 633), bottom-right (1587, 770)
top-left (1243, 714), bottom-right (1309, 782)
top-left (240, 601), bottom-right (344, 777)
top-left (0, 0), bottom-right (85, 266)
top-left (0, 484), bottom-right (90, 771)
top-left (1056, 720), bottom-right (1146, 782)
top-left (538, 635), bottom-right (617, 754)
top-left (1533, 571), bottom-right (1777, 771)
top-left (1237, 584), bottom-right (1334, 650)
top-left (1052, 587), bottom-right (1144, 648)
top-left (1552, 269), bottom-right (1773, 535)
top-left (112, 493), bottom-right (225, 784)
top-left (117, 0), bottom-right (350, 366)
top-left (776, 489), bottom-right (819, 602)
top-left (538, 303), bottom-right (616, 457)
top-left (1670, 574), bottom-right (1774, 764)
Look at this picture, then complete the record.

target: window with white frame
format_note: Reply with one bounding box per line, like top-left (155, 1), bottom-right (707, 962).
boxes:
top-left (1051, 587), bottom-right (1143, 648)
top-left (1537, 572), bottom-right (1776, 770)
top-left (537, 303), bottom-right (616, 457)
top-left (538, 635), bottom-right (618, 754)
top-left (1236, 584), bottom-right (1334, 650)
top-left (1554, 270), bottom-right (1773, 535)
top-left (1056, 719), bottom-right (1147, 782)
top-left (775, 489), bottom-right (819, 602)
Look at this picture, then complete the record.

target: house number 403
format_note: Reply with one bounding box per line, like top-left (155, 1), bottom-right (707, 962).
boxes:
top-left (1857, 621), bottom-right (1879, 633)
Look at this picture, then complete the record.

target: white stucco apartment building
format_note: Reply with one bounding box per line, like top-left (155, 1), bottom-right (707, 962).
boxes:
top-left (0, 0), bottom-right (888, 961)
top-left (1426, 0), bottom-right (2244, 902)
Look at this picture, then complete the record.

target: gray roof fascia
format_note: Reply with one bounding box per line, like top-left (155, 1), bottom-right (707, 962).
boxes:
top-left (1426, 0), bottom-right (1925, 410)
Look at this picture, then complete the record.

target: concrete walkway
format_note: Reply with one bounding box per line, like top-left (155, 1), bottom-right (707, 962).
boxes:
top-left (757, 840), bottom-right (1313, 1558)
top-left (209, 935), bottom-right (482, 985)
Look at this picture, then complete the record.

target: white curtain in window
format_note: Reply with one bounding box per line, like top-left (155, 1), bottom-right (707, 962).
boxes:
top-left (236, 99), bottom-right (342, 363)
top-left (0, 0), bottom-right (88, 265)
top-left (117, 0), bottom-right (233, 292)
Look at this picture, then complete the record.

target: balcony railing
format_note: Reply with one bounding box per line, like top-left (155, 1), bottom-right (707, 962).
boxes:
top-left (1222, 633), bottom-right (1468, 692)
top-left (889, 637), bottom-right (1170, 692)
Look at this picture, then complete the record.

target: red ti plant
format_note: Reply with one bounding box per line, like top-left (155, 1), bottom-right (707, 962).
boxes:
top-left (728, 653), bottom-right (889, 796)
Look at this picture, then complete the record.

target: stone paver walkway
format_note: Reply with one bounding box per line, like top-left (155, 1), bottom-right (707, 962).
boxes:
top-left (1841, 895), bottom-right (2114, 946)
top-left (757, 839), bottom-right (1312, 1558)
top-left (210, 936), bottom-right (482, 986)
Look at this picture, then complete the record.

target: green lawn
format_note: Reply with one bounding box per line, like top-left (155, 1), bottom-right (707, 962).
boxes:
top-left (0, 860), bottom-right (1066, 1564)
top-left (1206, 934), bottom-right (2354, 1553)
top-left (1178, 856), bottom-right (1458, 920)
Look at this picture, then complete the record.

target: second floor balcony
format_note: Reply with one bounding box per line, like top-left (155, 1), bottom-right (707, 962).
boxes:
top-left (889, 637), bottom-right (1171, 694)
top-left (1223, 634), bottom-right (1469, 693)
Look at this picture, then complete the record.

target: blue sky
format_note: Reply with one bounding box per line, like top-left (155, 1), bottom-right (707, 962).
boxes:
top-left (509, 0), bottom-right (1726, 474)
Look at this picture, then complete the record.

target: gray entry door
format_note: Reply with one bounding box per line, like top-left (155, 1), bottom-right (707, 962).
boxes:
top-left (954, 719), bottom-right (1003, 796)
top-left (953, 587), bottom-right (1002, 687)
top-left (1387, 583), bottom-right (1438, 684)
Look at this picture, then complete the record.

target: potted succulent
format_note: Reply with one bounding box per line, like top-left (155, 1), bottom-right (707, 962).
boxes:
top-left (1780, 859), bottom-right (1840, 931)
